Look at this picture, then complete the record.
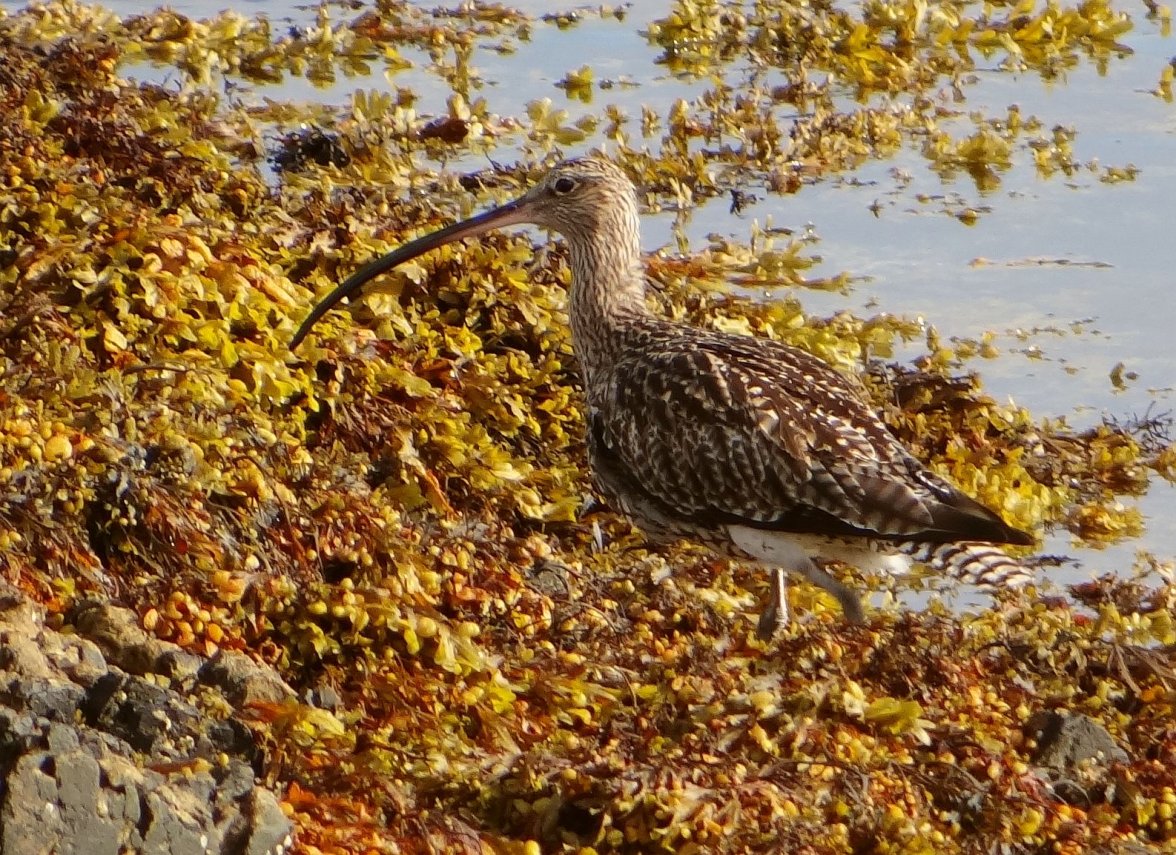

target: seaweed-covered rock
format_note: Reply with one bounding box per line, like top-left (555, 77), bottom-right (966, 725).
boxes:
top-left (1026, 709), bottom-right (1131, 804)
top-left (71, 599), bottom-right (181, 678)
top-left (199, 649), bottom-right (296, 707)
top-left (1027, 709), bottom-right (1129, 772)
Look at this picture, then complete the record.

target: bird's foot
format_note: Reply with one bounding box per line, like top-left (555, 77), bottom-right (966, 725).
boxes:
top-left (756, 564), bottom-right (866, 640)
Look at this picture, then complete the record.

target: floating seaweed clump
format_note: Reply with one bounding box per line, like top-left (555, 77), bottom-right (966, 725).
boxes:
top-left (1, 2), bottom-right (1173, 853)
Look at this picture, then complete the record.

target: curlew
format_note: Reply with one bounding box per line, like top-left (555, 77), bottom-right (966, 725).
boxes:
top-left (290, 157), bottom-right (1034, 638)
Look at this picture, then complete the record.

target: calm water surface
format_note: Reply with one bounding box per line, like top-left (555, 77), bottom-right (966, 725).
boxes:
top-left (8, 0), bottom-right (1174, 588)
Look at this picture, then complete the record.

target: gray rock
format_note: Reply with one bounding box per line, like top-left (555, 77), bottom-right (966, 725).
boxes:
top-left (0, 707), bottom-right (41, 759)
top-left (0, 589), bottom-right (294, 854)
top-left (1026, 709), bottom-right (1128, 772)
top-left (0, 592), bottom-right (107, 690)
top-left (0, 629), bottom-right (54, 680)
top-left (55, 751), bottom-right (122, 854)
top-left (153, 648), bottom-right (204, 690)
top-left (81, 671), bottom-right (255, 763)
top-left (0, 674), bottom-right (86, 722)
top-left (1, 750), bottom-right (123, 855)
top-left (140, 787), bottom-right (212, 855)
top-left (236, 788), bottom-right (298, 855)
top-left (305, 683), bottom-right (341, 711)
top-left (1024, 709), bottom-right (1129, 805)
top-left (3, 752), bottom-right (64, 855)
top-left (71, 600), bottom-right (167, 676)
top-left (45, 722), bottom-right (79, 754)
top-left (43, 633), bottom-right (109, 687)
top-left (199, 649), bottom-right (295, 707)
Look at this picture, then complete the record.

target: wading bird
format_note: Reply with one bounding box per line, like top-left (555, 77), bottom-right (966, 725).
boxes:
top-left (290, 157), bottom-right (1034, 638)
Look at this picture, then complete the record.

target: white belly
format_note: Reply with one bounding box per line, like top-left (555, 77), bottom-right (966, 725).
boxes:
top-left (726, 526), bottom-right (911, 576)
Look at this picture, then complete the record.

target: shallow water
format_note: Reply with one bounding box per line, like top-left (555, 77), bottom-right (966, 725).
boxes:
top-left (7, 0), bottom-right (1173, 586)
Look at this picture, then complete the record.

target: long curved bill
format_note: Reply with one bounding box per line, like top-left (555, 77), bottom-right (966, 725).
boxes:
top-left (289, 192), bottom-right (535, 350)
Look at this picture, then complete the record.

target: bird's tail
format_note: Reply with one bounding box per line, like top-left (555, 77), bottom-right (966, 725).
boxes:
top-left (898, 541), bottom-right (1033, 588)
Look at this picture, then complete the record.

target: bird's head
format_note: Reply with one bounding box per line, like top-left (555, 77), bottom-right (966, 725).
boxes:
top-left (513, 157), bottom-right (639, 238)
top-left (289, 156), bottom-right (639, 350)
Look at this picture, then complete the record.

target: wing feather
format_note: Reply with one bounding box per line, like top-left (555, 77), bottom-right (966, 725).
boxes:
top-left (593, 330), bottom-right (1031, 546)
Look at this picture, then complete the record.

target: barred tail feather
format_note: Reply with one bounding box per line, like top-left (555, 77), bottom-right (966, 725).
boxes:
top-left (899, 541), bottom-right (1033, 588)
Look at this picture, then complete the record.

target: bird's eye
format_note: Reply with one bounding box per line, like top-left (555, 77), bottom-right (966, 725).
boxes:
top-left (552, 177), bottom-right (577, 195)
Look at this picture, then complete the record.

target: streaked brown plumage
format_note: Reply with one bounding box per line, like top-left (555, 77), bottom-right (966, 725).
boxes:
top-left (291, 156), bottom-right (1035, 637)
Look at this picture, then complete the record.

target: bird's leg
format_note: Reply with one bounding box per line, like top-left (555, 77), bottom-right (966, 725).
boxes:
top-left (756, 560), bottom-right (865, 640)
top-left (756, 567), bottom-right (790, 641)
top-left (795, 560), bottom-right (865, 625)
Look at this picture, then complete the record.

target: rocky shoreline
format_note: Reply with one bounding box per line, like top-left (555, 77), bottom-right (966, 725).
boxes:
top-left (0, 584), bottom-right (294, 854)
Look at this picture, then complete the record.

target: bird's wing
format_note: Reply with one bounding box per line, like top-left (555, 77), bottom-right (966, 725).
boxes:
top-left (594, 333), bottom-right (1030, 545)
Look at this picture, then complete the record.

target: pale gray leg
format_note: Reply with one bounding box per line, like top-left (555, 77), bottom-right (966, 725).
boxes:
top-left (756, 567), bottom-right (790, 640)
top-left (796, 560), bottom-right (865, 625)
top-left (756, 559), bottom-right (865, 640)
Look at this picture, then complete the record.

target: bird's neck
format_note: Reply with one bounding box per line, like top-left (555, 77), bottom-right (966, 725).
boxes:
top-left (565, 208), bottom-right (649, 382)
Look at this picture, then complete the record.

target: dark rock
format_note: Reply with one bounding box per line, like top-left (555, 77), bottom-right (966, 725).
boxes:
top-left (82, 672), bottom-right (191, 755)
top-left (208, 716), bottom-right (259, 764)
top-left (82, 670), bottom-right (256, 764)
